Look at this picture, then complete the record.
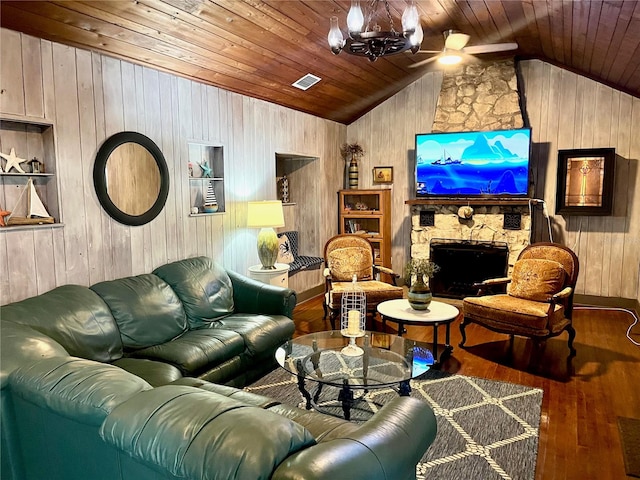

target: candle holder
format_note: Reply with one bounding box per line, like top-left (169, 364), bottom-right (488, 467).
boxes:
top-left (340, 275), bottom-right (366, 356)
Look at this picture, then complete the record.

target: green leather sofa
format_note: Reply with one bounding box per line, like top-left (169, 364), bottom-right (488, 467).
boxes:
top-left (1, 256), bottom-right (438, 480)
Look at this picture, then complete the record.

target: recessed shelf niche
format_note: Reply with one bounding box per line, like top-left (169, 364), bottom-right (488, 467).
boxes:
top-left (188, 142), bottom-right (225, 216)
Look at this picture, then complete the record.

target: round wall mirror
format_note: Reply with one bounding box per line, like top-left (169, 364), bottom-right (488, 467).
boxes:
top-left (93, 132), bottom-right (169, 226)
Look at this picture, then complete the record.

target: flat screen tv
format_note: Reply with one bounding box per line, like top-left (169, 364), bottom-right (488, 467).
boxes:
top-left (415, 128), bottom-right (531, 197)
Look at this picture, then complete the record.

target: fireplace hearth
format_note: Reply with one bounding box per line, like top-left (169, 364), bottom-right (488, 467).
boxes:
top-left (429, 239), bottom-right (509, 299)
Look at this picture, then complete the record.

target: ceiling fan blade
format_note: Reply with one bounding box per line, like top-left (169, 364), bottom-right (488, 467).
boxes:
top-left (463, 42), bottom-right (518, 54)
top-left (415, 50), bottom-right (441, 54)
top-left (444, 33), bottom-right (470, 51)
top-left (409, 55), bottom-right (439, 68)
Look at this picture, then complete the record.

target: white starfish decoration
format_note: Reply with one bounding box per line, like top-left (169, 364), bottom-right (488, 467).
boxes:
top-left (0, 148), bottom-right (26, 173)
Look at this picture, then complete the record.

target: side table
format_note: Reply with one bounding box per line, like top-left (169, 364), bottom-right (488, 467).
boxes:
top-left (377, 299), bottom-right (460, 366)
top-left (248, 263), bottom-right (289, 288)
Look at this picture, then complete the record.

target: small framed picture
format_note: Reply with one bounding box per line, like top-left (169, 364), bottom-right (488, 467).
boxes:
top-left (555, 148), bottom-right (616, 216)
top-left (373, 166), bottom-right (393, 184)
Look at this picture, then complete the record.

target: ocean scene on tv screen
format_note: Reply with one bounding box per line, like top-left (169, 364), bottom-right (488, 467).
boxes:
top-left (416, 129), bottom-right (531, 196)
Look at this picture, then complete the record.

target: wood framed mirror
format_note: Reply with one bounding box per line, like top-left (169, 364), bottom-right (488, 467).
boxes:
top-left (93, 131), bottom-right (169, 226)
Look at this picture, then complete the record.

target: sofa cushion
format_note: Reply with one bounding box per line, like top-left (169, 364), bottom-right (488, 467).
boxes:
top-left (129, 328), bottom-right (245, 375)
top-left (175, 378), bottom-right (359, 441)
top-left (111, 358), bottom-right (183, 387)
top-left (9, 357), bottom-right (151, 426)
top-left (211, 313), bottom-right (295, 358)
top-left (91, 274), bottom-right (188, 350)
top-left (508, 258), bottom-right (566, 302)
top-left (0, 285), bottom-right (123, 363)
top-left (153, 256), bottom-right (235, 329)
top-left (100, 385), bottom-right (315, 480)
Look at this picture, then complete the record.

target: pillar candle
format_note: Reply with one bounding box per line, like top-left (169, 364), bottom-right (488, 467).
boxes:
top-left (347, 309), bottom-right (360, 335)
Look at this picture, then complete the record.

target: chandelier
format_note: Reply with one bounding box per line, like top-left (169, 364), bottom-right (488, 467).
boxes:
top-left (328, 0), bottom-right (423, 62)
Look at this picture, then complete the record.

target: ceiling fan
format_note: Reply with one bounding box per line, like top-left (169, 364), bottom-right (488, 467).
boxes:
top-left (410, 30), bottom-right (518, 68)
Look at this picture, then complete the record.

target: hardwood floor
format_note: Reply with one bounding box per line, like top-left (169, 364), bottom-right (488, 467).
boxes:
top-left (292, 295), bottom-right (640, 480)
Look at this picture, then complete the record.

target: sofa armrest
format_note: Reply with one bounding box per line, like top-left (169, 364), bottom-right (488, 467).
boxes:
top-left (100, 385), bottom-right (315, 480)
top-left (227, 270), bottom-right (297, 318)
top-left (0, 321), bottom-right (69, 389)
top-left (272, 396), bottom-right (437, 480)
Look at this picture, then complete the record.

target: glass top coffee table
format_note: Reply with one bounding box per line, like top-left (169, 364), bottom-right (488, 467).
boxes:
top-left (275, 330), bottom-right (433, 420)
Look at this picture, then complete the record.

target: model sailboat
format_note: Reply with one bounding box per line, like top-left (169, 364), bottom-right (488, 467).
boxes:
top-left (7, 178), bottom-right (54, 225)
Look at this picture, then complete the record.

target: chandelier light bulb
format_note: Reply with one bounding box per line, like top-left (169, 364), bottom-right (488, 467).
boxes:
top-left (410, 21), bottom-right (423, 47)
top-left (346, 0), bottom-right (365, 36)
top-left (402, 2), bottom-right (419, 32)
top-left (328, 16), bottom-right (345, 53)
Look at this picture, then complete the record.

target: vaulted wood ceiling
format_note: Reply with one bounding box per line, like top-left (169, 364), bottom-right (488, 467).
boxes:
top-left (1, 1), bottom-right (639, 124)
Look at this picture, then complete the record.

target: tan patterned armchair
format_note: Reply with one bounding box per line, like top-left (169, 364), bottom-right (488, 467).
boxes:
top-left (460, 243), bottom-right (580, 356)
top-left (323, 234), bottom-right (403, 330)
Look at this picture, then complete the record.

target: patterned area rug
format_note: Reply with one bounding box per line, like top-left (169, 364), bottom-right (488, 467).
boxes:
top-left (618, 417), bottom-right (640, 477)
top-left (246, 368), bottom-right (543, 480)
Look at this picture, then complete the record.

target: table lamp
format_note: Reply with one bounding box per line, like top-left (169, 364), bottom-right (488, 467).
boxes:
top-left (247, 200), bottom-right (285, 269)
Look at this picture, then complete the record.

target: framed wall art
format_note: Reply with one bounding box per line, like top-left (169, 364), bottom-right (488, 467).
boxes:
top-left (555, 148), bottom-right (615, 216)
top-left (372, 166), bottom-right (393, 184)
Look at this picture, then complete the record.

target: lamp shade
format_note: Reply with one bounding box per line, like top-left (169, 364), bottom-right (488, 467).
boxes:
top-left (247, 200), bottom-right (285, 228)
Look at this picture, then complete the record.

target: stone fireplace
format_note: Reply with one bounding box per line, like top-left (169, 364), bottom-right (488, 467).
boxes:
top-left (429, 239), bottom-right (509, 298)
top-left (409, 201), bottom-right (532, 282)
top-left (409, 60), bottom-right (530, 294)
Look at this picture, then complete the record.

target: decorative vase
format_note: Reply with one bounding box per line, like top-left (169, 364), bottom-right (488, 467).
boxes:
top-left (348, 156), bottom-right (358, 189)
top-left (407, 276), bottom-right (432, 310)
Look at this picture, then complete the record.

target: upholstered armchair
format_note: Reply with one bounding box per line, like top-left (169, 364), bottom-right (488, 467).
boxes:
top-left (323, 234), bottom-right (403, 330)
top-left (460, 242), bottom-right (580, 356)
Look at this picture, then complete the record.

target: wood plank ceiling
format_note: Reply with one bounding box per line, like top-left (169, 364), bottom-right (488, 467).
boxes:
top-left (1, 1), bottom-right (639, 125)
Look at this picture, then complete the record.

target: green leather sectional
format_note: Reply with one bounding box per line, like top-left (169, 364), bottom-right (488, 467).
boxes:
top-left (0, 256), bottom-right (437, 480)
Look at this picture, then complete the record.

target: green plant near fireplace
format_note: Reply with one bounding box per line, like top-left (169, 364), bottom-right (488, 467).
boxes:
top-left (404, 258), bottom-right (440, 310)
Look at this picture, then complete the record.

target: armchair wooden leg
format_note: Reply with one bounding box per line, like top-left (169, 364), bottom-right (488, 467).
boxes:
top-left (329, 310), bottom-right (337, 330)
top-left (459, 318), bottom-right (470, 348)
top-left (530, 338), bottom-right (546, 368)
top-left (567, 325), bottom-right (577, 357)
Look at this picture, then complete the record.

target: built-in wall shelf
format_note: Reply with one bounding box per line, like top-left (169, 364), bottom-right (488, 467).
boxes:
top-left (0, 222), bottom-right (64, 232)
top-left (1, 115), bottom-right (61, 227)
top-left (0, 173), bottom-right (54, 178)
top-left (406, 198), bottom-right (536, 207)
top-left (188, 142), bottom-right (225, 215)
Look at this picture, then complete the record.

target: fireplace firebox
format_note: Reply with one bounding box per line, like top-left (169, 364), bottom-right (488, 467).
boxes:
top-left (429, 239), bottom-right (509, 299)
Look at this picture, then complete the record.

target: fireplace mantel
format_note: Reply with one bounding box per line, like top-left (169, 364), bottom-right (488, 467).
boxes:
top-left (406, 198), bottom-right (535, 207)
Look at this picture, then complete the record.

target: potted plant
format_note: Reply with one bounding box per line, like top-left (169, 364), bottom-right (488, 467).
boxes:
top-left (404, 258), bottom-right (440, 310)
top-left (340, 143), bottom-right (364, 189)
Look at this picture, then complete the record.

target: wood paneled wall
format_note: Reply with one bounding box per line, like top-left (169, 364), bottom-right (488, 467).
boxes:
top-left (3, 27), bottom-right (638, 305)
top-left (0, 29), bottom-right (345, 305)
top-left (348, 60), bottom-right (640, 303)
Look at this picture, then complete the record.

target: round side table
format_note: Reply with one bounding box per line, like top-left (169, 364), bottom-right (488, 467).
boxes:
top-left (377, 299), bottom-right (460, 366)
top-left (248, 263), bottom-right (290, 288)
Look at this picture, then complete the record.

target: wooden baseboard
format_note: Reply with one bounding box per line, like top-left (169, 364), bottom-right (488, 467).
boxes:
top-left (294, 284), bottom-right (324, 304)
top-left (574, 294), bottom-right (639, 314)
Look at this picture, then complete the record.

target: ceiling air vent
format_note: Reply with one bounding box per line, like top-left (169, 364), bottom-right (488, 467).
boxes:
top-left (292, 74), bottom-right (321, 91)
